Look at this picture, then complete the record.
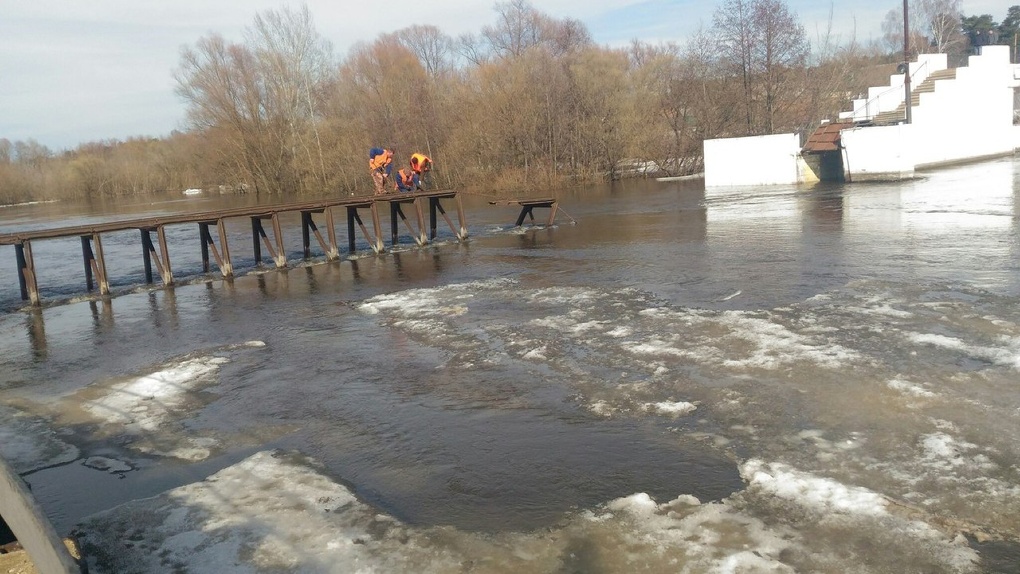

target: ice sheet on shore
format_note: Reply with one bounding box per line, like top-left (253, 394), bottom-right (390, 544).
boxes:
top-left (0, 343), bottom-right (259, 473)
top-left (74, 450), bottom-right (980, 573)
top-left (0, 404), bottom-right (79, 473)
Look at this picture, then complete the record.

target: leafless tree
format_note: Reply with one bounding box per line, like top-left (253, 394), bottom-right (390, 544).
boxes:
top-left (482, 0), bottom-right (547, 58)
top-left (753, 0), bottom-right (808, 133)
top-left (396, 25), bottom-right (455, 78)
top-left (916, 0), bottom-right (966, 58)
top-left (714, 0), bottom-right (759, 133)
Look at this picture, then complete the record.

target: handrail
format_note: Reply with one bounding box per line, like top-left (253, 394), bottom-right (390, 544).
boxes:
top-left (849, 59), bottom-right (931, 121)
top-left (0, 455), bottom-right (79, 573)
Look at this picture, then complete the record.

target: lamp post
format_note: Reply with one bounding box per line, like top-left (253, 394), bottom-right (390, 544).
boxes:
top-left (903, 0), bottom-right (911, 124)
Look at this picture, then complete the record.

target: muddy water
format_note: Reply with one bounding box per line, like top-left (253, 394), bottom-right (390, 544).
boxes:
top-left (1, 157), bottom-right (1019, 572)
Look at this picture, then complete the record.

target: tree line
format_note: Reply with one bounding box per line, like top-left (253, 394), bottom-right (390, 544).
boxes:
top-left (1, 0), bottom-right (1015, 204)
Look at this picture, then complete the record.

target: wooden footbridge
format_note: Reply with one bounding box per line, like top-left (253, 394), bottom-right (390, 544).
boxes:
top-left (0, 191), bottom-right (565, 306)
top-left (0, 190), bottom-right (471, 306)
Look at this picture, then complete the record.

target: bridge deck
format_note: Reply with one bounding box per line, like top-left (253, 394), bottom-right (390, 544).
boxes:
top-left (1, 190), bottom-right (466, 306)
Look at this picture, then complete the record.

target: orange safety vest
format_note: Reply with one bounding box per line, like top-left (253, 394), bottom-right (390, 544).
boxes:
top-left (370, 149), bottom-right (393, 171)
top-left (409, 153), bottom-right (431, 174)
top-left (395, 168), bottom-right (415, 189)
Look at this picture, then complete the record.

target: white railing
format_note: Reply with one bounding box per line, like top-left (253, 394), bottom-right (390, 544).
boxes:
top-left (841, 59), bottom-right (933, 123)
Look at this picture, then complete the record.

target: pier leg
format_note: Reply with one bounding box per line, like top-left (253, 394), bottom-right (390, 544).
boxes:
top-left (200, 223), bottom-right (211, 273)
top-left (301, 211), bottom-right (330, 259)
top-left (433, 200), bottom-right (459, 241)
top-left (157, 226), bottom-right (173, 286)
top-left (141, 227), bottom-right (172, 287)
top-left (456, 194), bottom-right (468, 239)
top-left (253, 218), bottom-right (283, 267)
top-left (251, 218), bottom-right (263, 264)
top-left (390, 203), bottom-right (400, 246)
top-left (80, 236), bottom-right (94, 291)
top-left (547, 202), bottom-right (559, 226)
top-left (141, 230), bottom-right (154, 283)
top-left (515, 207), bottom-right (531, 227)
top-left (370, 203), bottom-right (384, 252)
top-left (15, 243), bottom-right (33, 303)
top-left (414, 198), bottom-right (427, 245)
top-left (301, 212), bottom-right (312, 259)
top-left (325, 207), bottom-right (339, 260)
top-left (92, 233), bottom-right (110, 295)
top-left (429, 198), bottom-right (438, 240)
top-left (347, 207), bottom-right (357, 254)
top-left (271, 214), bottom-right (286, 268)
top-left (216, 220), bottom-right (233, 277)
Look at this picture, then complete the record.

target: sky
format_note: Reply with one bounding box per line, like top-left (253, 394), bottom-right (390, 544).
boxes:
top-left (0, 0), bottom-right (1010, 152)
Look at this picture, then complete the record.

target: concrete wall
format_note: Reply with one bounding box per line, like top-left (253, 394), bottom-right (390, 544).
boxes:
top-left (841, 54), bottom-right (947, 122)
top-left (704, 133), bottom-right (800, 187)
top-left (840, 124), bottom-right (915, 181)
top-left (909, 46), bottom-right (1015, 167)
top-left (842, 46), bottom-right (1016, 180)
top-left (702, 47), bottom-right (1017, 186)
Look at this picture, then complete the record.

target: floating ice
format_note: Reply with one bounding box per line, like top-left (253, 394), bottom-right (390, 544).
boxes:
top-left (741, 459), bottom-right (888, 516)
top-left (0, 405), bottom-right (79, 473)
top-left (644, 401), bottom-right (697, 416)
top-left (82, 356), bottom-right (230, 431)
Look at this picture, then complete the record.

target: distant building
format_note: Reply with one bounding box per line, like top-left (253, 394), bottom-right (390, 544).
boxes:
top-left (704, 45), bottom-right (1020, 188)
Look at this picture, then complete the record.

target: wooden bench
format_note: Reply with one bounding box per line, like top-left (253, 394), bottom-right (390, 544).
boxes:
top-left (488, 198), bottom-right (560, 227)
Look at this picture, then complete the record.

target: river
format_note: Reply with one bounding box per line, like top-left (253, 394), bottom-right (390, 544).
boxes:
top-left (1, 157), bottom-right (1019, 572)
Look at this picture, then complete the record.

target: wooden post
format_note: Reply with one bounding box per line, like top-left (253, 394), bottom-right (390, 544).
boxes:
top-left (141, 228), bottom-right (172, 287)
top-left (370, 203), bottom-right (384, 252)
top-left (80, 237), bottom-right (94, 292)
top-left (347, 207), bottom-right (357, 254)
top-left (325, 207), bottom-right (339, 260)
top-left (515, 207), bottom-right (532, 227)
top-left (199, 222), bottom-right (230, 277)
top-left (301, 211), bottom-right (312, 259)
top-left (251, 218), bottom-right (262, 264)
top-left (216, 220), bottom-right (233, 277)
top-left (0, 456), bottom-right (79, 573)
top-left (15, 242), bottom-right (34, 303)
top-left (140, 229), bottom-right (154, 283)
top-left (156, 226), bottom-right (173, 286)
top-left (300, 211), bottom-right (331, 259)
top-left (91, 233), bottom-right (110, 295)
top-left (270, 214), bottom-right (286, 268)
top-left (414, 197), bottom-right (427, 245)
top-left (429, 197), bottom-right (438, 240)
top-left (546, 202), bottom-right (559, 226)
top-left (456, 194), bottom-right (468, 239)
top-left (390, 202), bottom-right (400, 246)
top-left (199, 223), bottom-right (211, 273)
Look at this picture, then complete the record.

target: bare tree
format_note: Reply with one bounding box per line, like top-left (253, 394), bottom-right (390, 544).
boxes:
top-left (883, 0), bottom-right (965, 60)
top-left (455, 32), bottom-right (491, 67)
top-left (482, 0), bottom-right (547, 58)
top-left (396, 25), bottom-right (455, 78)
top-left (248, 5), bottom-right (334, 193)
top-left (175, 6), bottom-right (335, 196)
top-left (753, 0), bottom-right (808, 133)
top-left (916, 0), bottom-right (966, 58)
top-left (713, 0), bottom-right (759, 133)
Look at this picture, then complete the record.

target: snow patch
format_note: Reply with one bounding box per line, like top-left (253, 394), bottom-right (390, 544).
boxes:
top-left (741, 459), bottom-right (888, 516)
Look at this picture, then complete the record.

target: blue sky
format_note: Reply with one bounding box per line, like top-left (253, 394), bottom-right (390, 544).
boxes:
top-left (0, 0), bottom-right (1009, 152)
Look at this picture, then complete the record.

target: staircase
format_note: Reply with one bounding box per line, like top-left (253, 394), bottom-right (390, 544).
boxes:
top-left (871, 68), bottom-right (957, 125)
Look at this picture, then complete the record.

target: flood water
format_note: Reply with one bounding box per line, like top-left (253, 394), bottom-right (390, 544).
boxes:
top-left (1, 157), bottom-right (1019, 573)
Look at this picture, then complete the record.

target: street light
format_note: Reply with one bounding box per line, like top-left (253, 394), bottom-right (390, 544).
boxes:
top-left (903, 0), bottom-right (911, 124)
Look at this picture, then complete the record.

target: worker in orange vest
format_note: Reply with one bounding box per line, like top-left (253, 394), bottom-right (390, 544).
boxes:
top-left (409, 153), bottom-right (432, 190)
top-left (394, 167), bottom-right (417, 193)
top-left (369, 147), bottom-right (394, 195)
